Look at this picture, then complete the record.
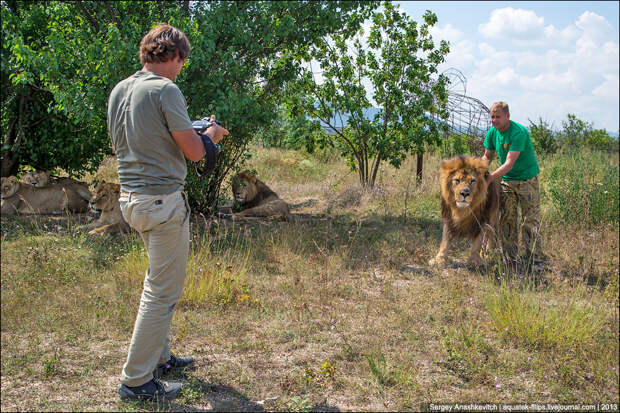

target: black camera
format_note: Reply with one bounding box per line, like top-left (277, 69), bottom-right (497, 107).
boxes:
top-left (192, 117), bottom-right (223, 133)
top-left (192, 117), bottom-right (222, 154)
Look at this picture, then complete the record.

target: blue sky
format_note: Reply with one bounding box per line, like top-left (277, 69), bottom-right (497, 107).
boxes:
top-left (396, 1), bottom-right (619, 132)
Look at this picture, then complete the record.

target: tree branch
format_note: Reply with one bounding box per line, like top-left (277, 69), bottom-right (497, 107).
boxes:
top-left (103, 1), bottom-right (117, 25)
top-left (74, 1), bottom-right (101, 33)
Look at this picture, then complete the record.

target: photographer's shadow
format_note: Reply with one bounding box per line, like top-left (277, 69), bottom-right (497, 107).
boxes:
top-left (166, 375), bottom-right (341, 412)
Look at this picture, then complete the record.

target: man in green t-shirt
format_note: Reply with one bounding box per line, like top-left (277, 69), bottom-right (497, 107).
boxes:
top-left (482, 101), bottom-right (545, 266)
top-left (110, 24), bottom-right (229, 402)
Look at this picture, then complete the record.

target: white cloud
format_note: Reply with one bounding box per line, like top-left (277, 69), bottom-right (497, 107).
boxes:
top-left (576, 11), bottom-right (615, 44)
top-left (592, 73), bottom-right (620, 100)
top-left (441, 8), bottom-right (620, 131)
top-left (430, 23), bottom-right (464, 43)
top-left (478, 8), bottom-right (545, 39)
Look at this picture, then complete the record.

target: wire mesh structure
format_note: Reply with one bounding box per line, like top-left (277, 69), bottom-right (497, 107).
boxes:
top-left (442, 68), bottom-right (491, 138)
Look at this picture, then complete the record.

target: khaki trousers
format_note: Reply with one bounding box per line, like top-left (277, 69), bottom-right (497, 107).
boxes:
top-left (499, 175), bottom-right (543, 260)
top-left (118, 190), bottom-right (190, 387)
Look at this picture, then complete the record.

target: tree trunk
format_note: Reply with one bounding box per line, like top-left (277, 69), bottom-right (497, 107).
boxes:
top-left (416, 152), bottom-right (424, 184)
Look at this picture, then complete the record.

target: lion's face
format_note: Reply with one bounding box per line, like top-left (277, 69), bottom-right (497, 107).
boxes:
top-left (232, 173), bottom-right (258, 205)
top-left (450, 169), bottom-right (481, 208)
top-left (1, 176), bottom-right (20, 198)
top-left (22, 171), bottom-right (50, 188)
top-left (440, 156), bottom-right (489, 210)
top-left (90, 182), bottom-right (120, 212)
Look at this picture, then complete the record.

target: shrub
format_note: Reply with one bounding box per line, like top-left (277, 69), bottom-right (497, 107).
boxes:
top-left (529, 117), bottom-right (558, 155)
top-left (543, 151), bottom-right (619, 226)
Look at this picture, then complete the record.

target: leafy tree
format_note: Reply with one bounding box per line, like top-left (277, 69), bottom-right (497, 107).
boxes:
top-left (528, 117), bottom-right (557, 155)
top-left (2, 0), bottom-right (376, 213)
top-left (1, 1), bottom-right (106, 177)
top-left (291, 2), bottom-right (449, 187)
top-left (557, 113), bottom-right (614, 153)
top-left (254, 104), bottom-right (323, 151)
top-left (585, 128), bottom-right (615, 152)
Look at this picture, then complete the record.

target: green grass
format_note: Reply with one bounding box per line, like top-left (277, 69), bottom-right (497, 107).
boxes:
top-left (1, 147), bottom-right (618, 411)
top-left (485, 280), bottom-right (607, 350)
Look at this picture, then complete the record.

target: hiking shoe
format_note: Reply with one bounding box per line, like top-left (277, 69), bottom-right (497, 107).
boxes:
top-left (118, 378), bottom-right (182, 402)
top-left (153, 354), bottom-right (195, 379)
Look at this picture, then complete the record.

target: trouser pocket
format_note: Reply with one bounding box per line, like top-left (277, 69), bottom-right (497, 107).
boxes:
top-left (120, 191), bottom-right (186, 233)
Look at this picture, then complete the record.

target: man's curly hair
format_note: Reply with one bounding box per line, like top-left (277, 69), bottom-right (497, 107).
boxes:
top-left (139, 24), bottom-right (190, 64)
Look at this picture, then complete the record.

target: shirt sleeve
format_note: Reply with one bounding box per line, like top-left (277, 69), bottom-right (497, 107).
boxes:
top-left (483, 129), bottom-right (495, 150)
top-left (160, 83), bottom-right (194, 132)
top-left (510, 128), bottom-right (528, 152)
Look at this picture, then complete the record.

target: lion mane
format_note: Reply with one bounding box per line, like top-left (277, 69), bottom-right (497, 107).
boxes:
top-left (1, 176), bottom-right (89, 216)
top-left (228, 171), bottom-right (291, 221)
top-left (81, 181), bottom-right (130, 235)
top-left (430, 156), bottom-right (499, 267)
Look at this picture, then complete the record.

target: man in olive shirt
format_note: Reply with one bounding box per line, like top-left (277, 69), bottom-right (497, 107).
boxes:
top-left (109, 24), bottom-right (228, 402)
top-left (482, 101), bottom-right (545, 265)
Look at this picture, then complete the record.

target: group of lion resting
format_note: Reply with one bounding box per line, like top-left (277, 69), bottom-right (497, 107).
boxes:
top-left (1, 171), bottom-right (130, 234)
top-left (1, 156), bottom-right (497, 267)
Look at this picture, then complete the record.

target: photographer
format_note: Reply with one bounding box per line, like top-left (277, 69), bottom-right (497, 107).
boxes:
top-left (108, 24), bottom-right (228, 402)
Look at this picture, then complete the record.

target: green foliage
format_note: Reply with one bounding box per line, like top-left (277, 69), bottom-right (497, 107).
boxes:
top-left (529, 117), bottom-right (558, 155)
top-left (366, 351), bottom-right (396, 386)
top-left (253, 105), bottom-right (323, 151)
top-left (292, 2), bottom-right (449, 187)
top-left (2, 0), bottom-right (376, 214)
top-left (1, 2), bottom-right (109, 177)
top-left (557, 113), bottom-right (615, 152)
top-left (441, 133), bottom-right (471, 157)
top-left (543, 150), bottom-right (619, 226)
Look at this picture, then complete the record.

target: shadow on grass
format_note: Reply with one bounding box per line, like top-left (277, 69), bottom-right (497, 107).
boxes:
top-left (118, 375), bottom-right (341, 412)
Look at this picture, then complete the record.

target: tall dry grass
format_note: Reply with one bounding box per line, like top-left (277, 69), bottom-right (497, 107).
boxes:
top-left (1, 146), bottom-right (618, 411)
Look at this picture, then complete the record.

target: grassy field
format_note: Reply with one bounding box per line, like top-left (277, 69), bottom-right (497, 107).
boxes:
top-left (1, 146), bottom-right (618, 412)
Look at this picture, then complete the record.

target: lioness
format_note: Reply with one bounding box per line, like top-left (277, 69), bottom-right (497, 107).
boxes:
top-left (22, 170), bottom-right (92, 202)
top-left (1, 176), bottom-right (89, 215)
top-left (429, 156), bottom-right (499, 267)
top-left (224, 171), bottom-right (291, 221)
top-left (81, 181), bottom-right (130, 234)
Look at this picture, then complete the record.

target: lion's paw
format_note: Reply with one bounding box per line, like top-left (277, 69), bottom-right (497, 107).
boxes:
top-left (429, 256), bottom-right (448, 267)
top-left (466, 256), bottom-right (482, 267)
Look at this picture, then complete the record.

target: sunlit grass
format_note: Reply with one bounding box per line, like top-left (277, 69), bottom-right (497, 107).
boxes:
top-left (1, 146), bottom-right (618, 411)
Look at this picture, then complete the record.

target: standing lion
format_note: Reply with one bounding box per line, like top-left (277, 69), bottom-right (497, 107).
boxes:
top-left (429, 156), bottom-right (499, 267)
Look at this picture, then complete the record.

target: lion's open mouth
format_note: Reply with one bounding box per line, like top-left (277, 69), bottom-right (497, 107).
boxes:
top-left (456, 200), bottom-right (470, 208)
top-left (235, 196), bottom-right (245, 203)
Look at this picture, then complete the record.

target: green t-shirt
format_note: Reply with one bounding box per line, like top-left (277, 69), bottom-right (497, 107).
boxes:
top-left (107, 71), bottom-right (193, 195)
top-left (483, 120), bottom-right (540, 181)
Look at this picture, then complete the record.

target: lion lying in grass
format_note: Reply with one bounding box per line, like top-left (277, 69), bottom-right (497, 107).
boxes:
top-left (81, 181), bottom-right (130, 235)
top-left (22, 170), bottom-right (92, 203)
top-left (220, 171), bottom-right (292, 221)
top-left (1, 176), bottom-right (89, 215)
top-left (429, 156), bottom-right (499, 267)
